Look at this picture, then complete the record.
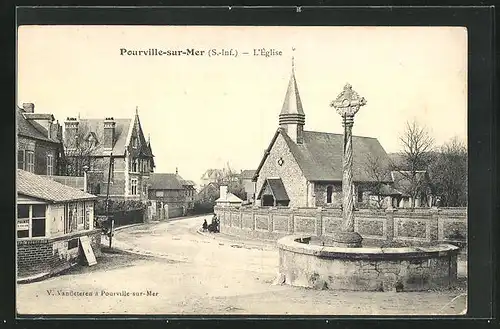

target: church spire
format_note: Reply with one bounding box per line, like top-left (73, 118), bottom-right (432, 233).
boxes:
top-left (279, 50), bottom-right (305, 144)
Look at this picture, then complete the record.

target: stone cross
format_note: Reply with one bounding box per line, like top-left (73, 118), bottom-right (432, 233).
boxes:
top-left (330, 83), bottom-right (367, 233)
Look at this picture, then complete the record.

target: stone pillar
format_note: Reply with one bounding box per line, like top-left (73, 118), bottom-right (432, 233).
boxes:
top-left (316, 208), bottom-right (323, 237)
top-left (329, 83), bottom-right (367, 248)
top-left (385, 207), bottom-right (396, 241)
top-left (429, 207), bottom-right (440, 242)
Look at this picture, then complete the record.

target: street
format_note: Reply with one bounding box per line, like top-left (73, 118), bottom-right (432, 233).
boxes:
top-left (17, 215), bottom-right (467, 315)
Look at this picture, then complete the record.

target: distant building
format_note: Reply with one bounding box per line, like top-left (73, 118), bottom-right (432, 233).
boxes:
top-left (148, 171), bottom-right (196, 219)
top-left (252, 63), bottom-right (399, 208)
top-left (62, 108), bottom-right (154, 201)
top-left (17, 103), bottom-right (64, 176)
top-left (240, 169), bottom-right (256, 203)
top-left (16, 169), bottom-right (101, 278)
top-left (215, 185), bottom-right (243, 207)
top-left (200, 169), bottom-right (224, 186)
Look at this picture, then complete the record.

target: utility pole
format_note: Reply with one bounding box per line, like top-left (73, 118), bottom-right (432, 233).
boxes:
top-left (106, 152), bottom-right (114, 248)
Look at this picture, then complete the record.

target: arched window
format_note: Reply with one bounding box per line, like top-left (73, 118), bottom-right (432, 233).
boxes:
top-left (326, 186), bottom-right (333, 204)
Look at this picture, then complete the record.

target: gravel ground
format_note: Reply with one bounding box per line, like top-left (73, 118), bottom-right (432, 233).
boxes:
top-left (16, 215), bottom-right (467, 316)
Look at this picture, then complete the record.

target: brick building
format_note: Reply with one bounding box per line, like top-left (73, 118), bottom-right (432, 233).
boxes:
top-left (63, 108), bottom-right (154, 201)
top-left (148, 171), bottom-right (196, 219)
top-left (16, 169), bottom-right (101, 278)
top-left (17, 103), bottom-right (64, 176)
top-left (252, 65), bottom-right (399, 208)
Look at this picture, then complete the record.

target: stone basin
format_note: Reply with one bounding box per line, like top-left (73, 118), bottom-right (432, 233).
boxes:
top-left (277, 235), bottom-right (460, 292)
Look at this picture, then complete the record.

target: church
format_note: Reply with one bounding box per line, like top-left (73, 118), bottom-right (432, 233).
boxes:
top-left (251, 63), bottom-right (398, 208)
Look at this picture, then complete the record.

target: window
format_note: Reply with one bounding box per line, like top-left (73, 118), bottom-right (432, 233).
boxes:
top-left (132, 159), bottom-right (137, 172)
top-left (357, 189), bottom-right (364, 202)
top-left (17, 150), bottom-right (25, 170)
top-left (131, 179), bottom-right (138, 195)
top-left (47, 154), bottom-right (54, 176)
top-left (77, 203), bottom-right (85, 228)
top-left (155, 190), bottom-right (164, 197)
top-left (142, 184), bottom-right (147, 195)
top-left (326, 186), bottom-right (333, 204)
top-left (17, 204), bottom-right (46, 238)
top-left (132, 137), bottom-right (138, 148)
top-left (26, 151), bottom-right (35, 173)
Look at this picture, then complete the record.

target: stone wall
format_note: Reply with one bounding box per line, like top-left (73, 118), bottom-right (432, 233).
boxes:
top-left (17, 229), bottom-right (102, 278)
top-left (277, 235), bottom-right (460, 291)
top-left (215, 206), bottom-right (467, 246)
top-left (255, 133), bottom-right (309, 207)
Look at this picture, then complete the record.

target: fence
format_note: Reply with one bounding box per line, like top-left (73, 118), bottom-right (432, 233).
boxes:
top-left (215, 206), bottom-right (467, 246)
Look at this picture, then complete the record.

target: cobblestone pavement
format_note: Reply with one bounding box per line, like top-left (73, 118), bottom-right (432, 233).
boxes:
top-left (16, 215), bottom-right (467, 316)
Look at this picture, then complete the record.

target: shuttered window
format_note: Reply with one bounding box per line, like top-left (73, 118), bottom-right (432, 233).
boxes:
top-left (17, 150), bottom-right (25, 169)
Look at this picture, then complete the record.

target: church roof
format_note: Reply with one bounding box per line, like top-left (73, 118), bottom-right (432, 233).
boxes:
top-left (253, 129), bottom-right (393, 183)
top-left (280, 69), bottom-right (304, 116)
top-left (257, 178), bottom-right (290, 201)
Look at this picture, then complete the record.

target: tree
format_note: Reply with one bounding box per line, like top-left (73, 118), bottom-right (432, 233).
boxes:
top-left (363, 153), bottom-right (391, 209)
top-left (391, 120), bottom-right (435, 209)
top-left (429, 137), bottom-right (467, 207)
top-left (62, 124), bottom-right (104, 177)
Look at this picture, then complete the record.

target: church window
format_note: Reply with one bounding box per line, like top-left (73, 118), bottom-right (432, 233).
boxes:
top-left (326, 186), bottom-right (333, 204)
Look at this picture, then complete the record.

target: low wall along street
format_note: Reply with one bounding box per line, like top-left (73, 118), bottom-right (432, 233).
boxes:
top-left (17, 229), bottom-right (102, 278)
top-left (214, 206), bottom-right (467, 247)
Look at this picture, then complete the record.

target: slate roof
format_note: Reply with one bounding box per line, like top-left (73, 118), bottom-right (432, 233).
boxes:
top-left (257, 178), bottom-right (290, 201)
top-left (75, 118), bottom-right (132, 156)
top-left (254, 129), bottom-right (392, 183)
top-left (280, 69), bottom-right (305, 116)
top-left (17, 169), bottom-right (97, 203)
top-left (240, 170), bottom-right (256, 180)
top-left (16, 107), bottom-right (61, 144)
top-left (149, 173), bottom-right (184, 190)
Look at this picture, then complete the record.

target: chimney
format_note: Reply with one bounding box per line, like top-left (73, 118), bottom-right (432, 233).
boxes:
top-left (64, 117), bottom-right (79, 148)
top-left (22, 103), bottom-right (34, 113)
top-left (103, 117), bottom-right (116, 150)
top-left (220, 185), bottom-right (228, 200)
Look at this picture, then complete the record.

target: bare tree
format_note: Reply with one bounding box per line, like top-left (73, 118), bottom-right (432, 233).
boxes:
top-left (363, 153), bottom-right (390, 209)
top-left (429, 137), bottom-right (467, 207)
top-left (62, 124), bottom-right (104, 177)
top-left (391, 120), bottom-right (435, 209)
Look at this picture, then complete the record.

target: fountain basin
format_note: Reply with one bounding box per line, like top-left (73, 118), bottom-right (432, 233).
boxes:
top-left (277, 235), bottom-right (460, 292)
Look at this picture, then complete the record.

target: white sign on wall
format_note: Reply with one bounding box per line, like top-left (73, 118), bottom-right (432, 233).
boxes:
top-left (17, 220), bottom-right (29, 231)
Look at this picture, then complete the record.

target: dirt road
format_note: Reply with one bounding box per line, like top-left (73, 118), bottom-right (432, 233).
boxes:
top-left (16, 215), bottom-right (467, 316)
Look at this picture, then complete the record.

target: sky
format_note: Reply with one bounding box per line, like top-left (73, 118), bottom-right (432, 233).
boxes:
top-left (17, 26), bottom-right (467, 187)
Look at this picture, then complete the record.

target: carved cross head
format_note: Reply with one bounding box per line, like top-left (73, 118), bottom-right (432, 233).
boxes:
top-left (330, 83), bottom-right (367, 118)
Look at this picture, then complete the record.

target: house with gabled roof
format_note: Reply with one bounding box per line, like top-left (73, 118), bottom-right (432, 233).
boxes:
top-left (16, 169), bottom-right (101, 279)
top-left (62, 107), bottom-right (154, 201)
top-left (240, 169), bottom-right (257, 202)
top-left (148, 170), bottom-right (196, 219)
top-left (17, 103), bottom-right (64, 176)
top-left (252, 63), bottom-right (398, 208)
